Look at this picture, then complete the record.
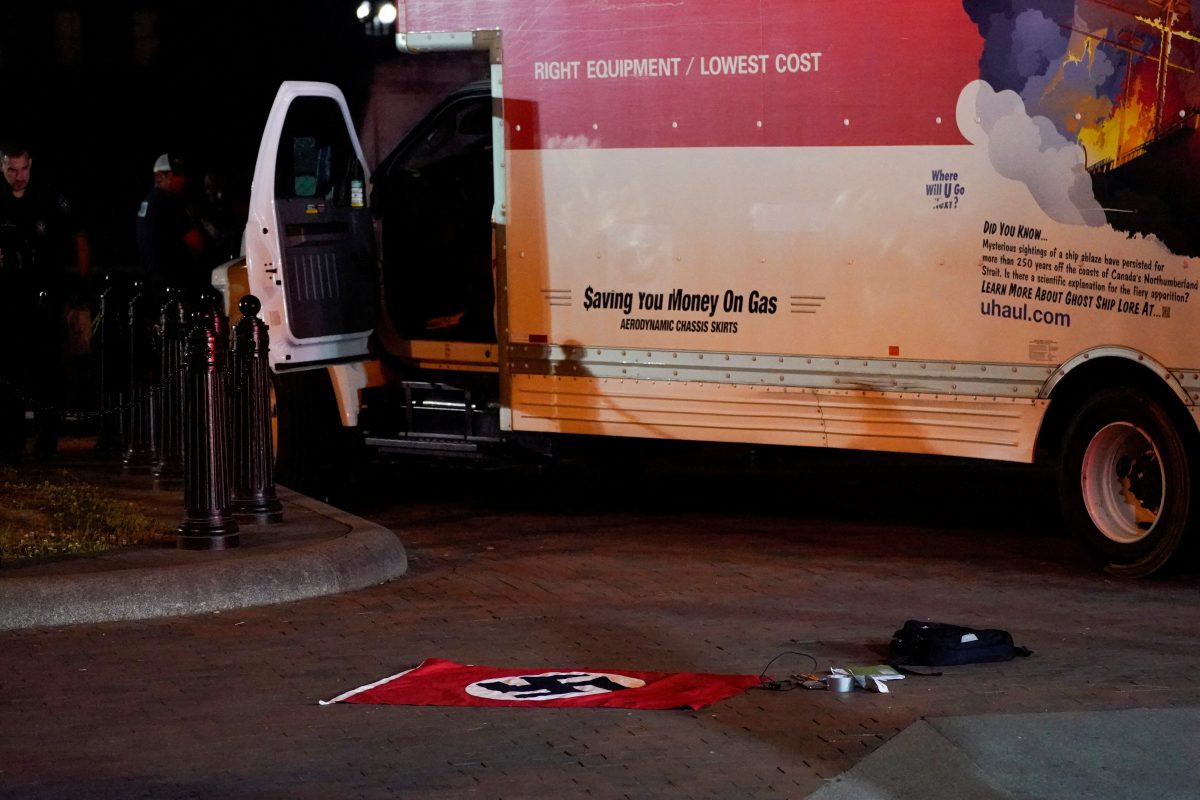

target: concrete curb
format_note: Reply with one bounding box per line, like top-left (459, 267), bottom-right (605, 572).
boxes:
top-left (807, 720), bottom-right (1010, 800)
top-left (0, 490), bottom-right (407, 631)
top-left (809, 708), bottom-right (1200, 800)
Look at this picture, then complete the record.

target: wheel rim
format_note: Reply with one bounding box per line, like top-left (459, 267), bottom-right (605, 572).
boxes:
top-left (1080, 422), bottom-right (1164, 545)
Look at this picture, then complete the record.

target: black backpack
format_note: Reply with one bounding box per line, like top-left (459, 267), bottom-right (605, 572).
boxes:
top-left (890, 620), bottom-right (1033, 668)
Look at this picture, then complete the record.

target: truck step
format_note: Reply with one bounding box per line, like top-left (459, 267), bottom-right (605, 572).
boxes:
top-left (364, 434), bottom-right (490, 459)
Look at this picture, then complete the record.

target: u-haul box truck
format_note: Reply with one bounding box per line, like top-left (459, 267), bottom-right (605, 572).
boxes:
top-left (236, 0), bottom-right (1200, 577)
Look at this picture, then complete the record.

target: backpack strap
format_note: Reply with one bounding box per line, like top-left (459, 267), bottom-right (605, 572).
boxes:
top-left (890, 663), bottom-right (943, 677)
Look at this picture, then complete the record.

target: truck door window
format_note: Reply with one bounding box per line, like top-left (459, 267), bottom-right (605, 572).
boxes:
top-left (275, 97), bottom-right (356, 202)
top-left (401, 100), bottom-right (492, 171)
top-left (291, 136), bottom-right (328, 197)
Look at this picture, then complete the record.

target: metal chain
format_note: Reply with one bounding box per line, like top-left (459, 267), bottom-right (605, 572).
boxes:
top-left (0, 337), bottom-right (254, 423)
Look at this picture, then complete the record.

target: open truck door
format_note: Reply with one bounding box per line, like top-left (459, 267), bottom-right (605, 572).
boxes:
top-left (245, 81), bottom-right (376, 370)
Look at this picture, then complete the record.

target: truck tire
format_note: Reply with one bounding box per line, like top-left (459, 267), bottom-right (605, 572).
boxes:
top-left (272, 368), bottom-right (355, 500)
top-left (1058, 387), bottom-right (1196, 577)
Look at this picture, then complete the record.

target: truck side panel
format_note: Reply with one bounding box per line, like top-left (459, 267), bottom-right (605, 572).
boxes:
top-left (509, 374), bottom-right (1046, 461)
top-left (395, 1), bottom-right (1200, 462)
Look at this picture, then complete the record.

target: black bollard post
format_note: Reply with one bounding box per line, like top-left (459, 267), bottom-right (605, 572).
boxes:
top-left (94, 275), bottom-right (129, 457)
top-left (231, 296), bottom-right (283, 523)
top-left (123, 285), bottom-right (159, 469)
top-left (197, 287), bottom-right (234, 496)
top-left (178, 316), bottom-right (239, 549)
top-left (153, 289), bottom-right (187, 482)
top-left (29, 289), bottom-right (64, 457)
top-left (198, 288), bottom-right (230, 353)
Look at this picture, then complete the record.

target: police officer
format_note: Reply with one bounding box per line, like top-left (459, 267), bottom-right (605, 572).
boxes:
top-left (136, 152), bottom-right (208, 293)
top-left (0, 140), bottom-right (90, 461)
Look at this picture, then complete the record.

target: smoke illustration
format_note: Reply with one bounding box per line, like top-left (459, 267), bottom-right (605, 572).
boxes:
top-left (963, 0), bottom-right (1148, 134)
top-left (962, 1), bottom-right (1200, 243)
top-left (958, 79), bottom-right (1107, 225)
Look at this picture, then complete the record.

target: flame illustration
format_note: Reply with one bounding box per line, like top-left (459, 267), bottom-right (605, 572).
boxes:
top-left (1079, 69), bottom-right (1159, 164)
top-left (1052, 1), bottom-right (1200, 169)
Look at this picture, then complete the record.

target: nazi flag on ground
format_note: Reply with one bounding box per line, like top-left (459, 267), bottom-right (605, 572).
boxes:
top-left (321, 658), bottom-right (760, 710)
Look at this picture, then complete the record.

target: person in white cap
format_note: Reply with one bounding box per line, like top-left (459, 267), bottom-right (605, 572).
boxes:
top-left (135, 152), bottom-right (207, 291)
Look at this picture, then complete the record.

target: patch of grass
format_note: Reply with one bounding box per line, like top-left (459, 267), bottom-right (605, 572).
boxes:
top-left (0, 468), bottom-right (168, 563)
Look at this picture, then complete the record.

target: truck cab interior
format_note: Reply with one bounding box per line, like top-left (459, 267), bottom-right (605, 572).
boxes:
top-left (371, 81), bottom-right (496, 345)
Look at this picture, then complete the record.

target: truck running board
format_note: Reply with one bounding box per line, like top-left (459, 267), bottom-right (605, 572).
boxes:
top-left (359, 379), bottom-right (502, 460)
top-left (364, 434), bottom-right (486, 459)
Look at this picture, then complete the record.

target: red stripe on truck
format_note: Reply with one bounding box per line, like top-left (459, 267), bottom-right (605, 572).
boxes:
top-left (401, 0), bottom-right (981, 149)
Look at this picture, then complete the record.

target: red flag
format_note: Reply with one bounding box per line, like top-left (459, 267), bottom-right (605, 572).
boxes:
top-left (321, 658), bottom-right (760, 710)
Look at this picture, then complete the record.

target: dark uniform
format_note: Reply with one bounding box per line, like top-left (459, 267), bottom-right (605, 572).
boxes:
top-left (0, 179), bottom-right (85, 460)
top-left (136, 184), bottom-right (201, 291)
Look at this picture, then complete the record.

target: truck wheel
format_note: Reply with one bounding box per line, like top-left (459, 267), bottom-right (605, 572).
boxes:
top-left (272, 369), bottom-right (355, 500)
top-left (1058, 387), bottom-right (1195, 577)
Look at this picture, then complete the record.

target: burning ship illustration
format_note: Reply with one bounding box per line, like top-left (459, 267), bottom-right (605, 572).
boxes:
top-left (1080, 0), bottom-right (1200, 256)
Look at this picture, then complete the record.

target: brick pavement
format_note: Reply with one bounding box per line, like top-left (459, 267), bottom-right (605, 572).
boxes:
top-left (3, 452), bottom-right (1200, 798)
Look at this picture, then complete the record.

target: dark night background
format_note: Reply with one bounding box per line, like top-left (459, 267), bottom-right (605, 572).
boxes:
top-left (0, 0), bottom-right (393, 270)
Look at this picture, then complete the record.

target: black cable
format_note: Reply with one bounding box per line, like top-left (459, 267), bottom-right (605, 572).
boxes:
top-left (753, 650), bottom-right (820, 692)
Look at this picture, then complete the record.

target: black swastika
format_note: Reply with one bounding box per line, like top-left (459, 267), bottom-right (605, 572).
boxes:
top-left (476, 673), bottom-right (630, 698)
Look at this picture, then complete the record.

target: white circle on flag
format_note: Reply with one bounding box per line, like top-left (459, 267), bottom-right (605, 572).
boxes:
top-left (465, 671), bottom-right (646, 701)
